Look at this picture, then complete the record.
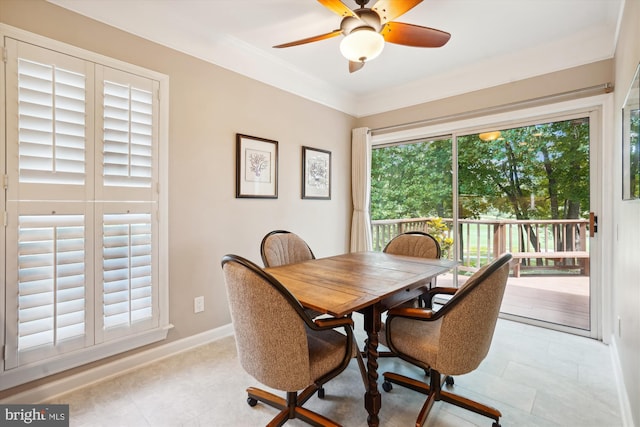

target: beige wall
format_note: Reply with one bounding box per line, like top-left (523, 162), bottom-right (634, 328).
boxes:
top-left (355, 60), bottom-right (613, 131)
top-left (0, 0), bottom-right (355, 397)
top-left (612, 0), bottom-right (640, 424)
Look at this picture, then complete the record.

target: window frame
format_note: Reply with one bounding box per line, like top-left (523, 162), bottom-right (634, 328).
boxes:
top-left (371, 94), bottom-right (612, 341)
top-left (0, 24), bottom-right (170, 390)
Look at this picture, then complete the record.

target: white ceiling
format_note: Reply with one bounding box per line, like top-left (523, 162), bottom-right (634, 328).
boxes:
top-left (48, 0), bottom-right (624, 117)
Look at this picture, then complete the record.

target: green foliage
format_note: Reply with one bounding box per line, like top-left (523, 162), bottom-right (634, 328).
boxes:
top-left (425, 217), bottom-right (454, 257)
top-left (371, 139), bottom-right (453, 220)
top-left (627, 108), bottom-right (639, 197)
top-left (458, 118), bottom-right (590, 220)
top-left (371, 118), bottom-right (590, 222)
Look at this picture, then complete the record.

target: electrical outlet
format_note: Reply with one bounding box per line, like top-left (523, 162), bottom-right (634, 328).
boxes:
top-left (194, 296), bottom-right (205, 313)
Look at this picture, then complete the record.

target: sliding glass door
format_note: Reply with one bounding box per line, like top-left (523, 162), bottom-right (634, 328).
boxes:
top-left (456, 116), bottom-right (592, 332)
top-left (370, 111), bottom-right (598, 336)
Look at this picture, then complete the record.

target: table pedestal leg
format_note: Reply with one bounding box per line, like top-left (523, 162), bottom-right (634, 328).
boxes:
top-left (363, 306), bottom-right (381, 427)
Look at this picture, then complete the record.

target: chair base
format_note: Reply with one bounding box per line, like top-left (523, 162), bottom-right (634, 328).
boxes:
top-left (246, 386), bottom-right (341, 427)
top-left (382, 371), bottom-right (501, 427)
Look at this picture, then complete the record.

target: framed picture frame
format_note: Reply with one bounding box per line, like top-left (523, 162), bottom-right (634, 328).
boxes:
top-left (302, 146), bottom-right (331, 200)
top-left (622, 63), bottom-right (640, 200)
top-left (236, 134), bottom-right (278, 198)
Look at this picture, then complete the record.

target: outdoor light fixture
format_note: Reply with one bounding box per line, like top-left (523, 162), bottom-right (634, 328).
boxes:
top-left (479, 131), bottom-right (502, 141)
top-left (339, 28), bottom-right (385, 63)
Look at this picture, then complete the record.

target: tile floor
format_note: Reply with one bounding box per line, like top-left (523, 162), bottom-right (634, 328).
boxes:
top-left (50, 318), bottom-right (622, 426)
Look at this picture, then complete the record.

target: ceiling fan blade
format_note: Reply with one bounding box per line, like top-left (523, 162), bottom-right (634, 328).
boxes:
top-left (318, 0), bottom-right (358, 18)
top-left (381, 22), bottom-right (451, 47)
top-left (372, 0), bottom-right (423, 24)
top-left (349, 61), bottom-right (365, 73)
top-left (273, 29), bottom-right (343, 48)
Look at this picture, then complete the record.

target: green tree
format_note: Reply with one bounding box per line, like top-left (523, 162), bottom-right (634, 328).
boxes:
top-left (458, 119), bottom-right (589, 251)
top-left (371, 118), bottom-right (590, 253)
top-left (371, 138), bottom-right (452, 220)
top-left (626, 107), bottom-right (639, 198)
top-left (457, 119), bottom-right (589, 222)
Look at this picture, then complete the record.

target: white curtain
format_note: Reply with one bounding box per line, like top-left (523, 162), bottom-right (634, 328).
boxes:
top-left (350, 127), bottom-right (373, 252)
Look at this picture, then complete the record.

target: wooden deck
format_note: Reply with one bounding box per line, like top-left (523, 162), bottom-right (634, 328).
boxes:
top-left (438, 273), bottom-right (590, 330)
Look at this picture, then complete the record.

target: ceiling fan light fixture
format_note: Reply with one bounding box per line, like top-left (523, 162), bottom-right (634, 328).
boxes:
top-left (339, 28), bottom-right (384, 63)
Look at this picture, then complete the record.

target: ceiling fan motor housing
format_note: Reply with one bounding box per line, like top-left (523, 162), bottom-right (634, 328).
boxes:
top-left (340, 9), bottom-right (382, 36)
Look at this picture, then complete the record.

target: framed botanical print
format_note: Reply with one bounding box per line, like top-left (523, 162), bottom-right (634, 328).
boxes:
top-left (236, 134), bottom-right (278, 198)
top-left (302, 146), bottom-right (331, 200)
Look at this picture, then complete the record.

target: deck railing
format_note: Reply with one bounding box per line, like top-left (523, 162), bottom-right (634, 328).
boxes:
top-left (371, 217), bottom-right (590, 275)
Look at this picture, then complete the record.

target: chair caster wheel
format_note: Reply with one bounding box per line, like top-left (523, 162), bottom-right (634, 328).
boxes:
top-left (492, 422), bottom-right (501, 427)
top-left (247, 397), bottom-right (258, 407)
top-left (445, 376), bottom-right (454, 386)
top-left (382, 381), bottom-right (393, 392)
top-left (317, 387), bottom-right (325, 399)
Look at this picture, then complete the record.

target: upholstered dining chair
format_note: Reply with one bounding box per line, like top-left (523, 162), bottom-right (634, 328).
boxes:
top-left (260, 229), bottom-right (369, 387)
top-left (260, 229), bottom-right (316, 268)
top-left (383, 230), bottom-right (441, 260)
top-left (221, 254), bottom-right (356, 427)
top-left (260, 229), bottom-right (323, 320)
top-left (381, 253), bottom-right (512, 427)
top-left (384, 231), bottom-right (441, 305)
top-left (376, 232), bottom-right (443, 360)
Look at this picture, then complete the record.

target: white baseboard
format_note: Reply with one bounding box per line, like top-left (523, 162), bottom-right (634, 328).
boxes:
top-left (610, 334), bottom-right (635, 427)
top-left (1, 323), bottom-right (234, 404)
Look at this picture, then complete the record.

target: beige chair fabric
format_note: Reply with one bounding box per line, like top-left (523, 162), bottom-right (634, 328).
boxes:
top-left (382, 253), bottom-right (512, 427)
top-left (221, 254), bottom-right (354, 426)
top-left (383, 231), bottom-right (441, 310)
top-left (260, 230), bottom-right (323, 320)
top-left (383, 231), bottom-right (441, 259)
top-left (386, 257), bottom-right (507, 374)
top-left (261, 230), bottom-right (315, 268)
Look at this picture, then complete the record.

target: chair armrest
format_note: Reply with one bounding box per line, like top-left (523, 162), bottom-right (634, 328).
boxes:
top-left (387, 307), bottom-right (435, 321)
top-left (384, 307), bottom-right (436, 356)
top-left (313, 316), bottom-right (354, 330)
top-left (423, 286), bottom-right (458, 308)
top-left (427, 286), bottom-right (458, 295)
top-left (312, 316), bottom-right (356, 359)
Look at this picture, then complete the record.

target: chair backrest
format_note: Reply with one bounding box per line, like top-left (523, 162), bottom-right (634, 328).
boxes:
top-left (260, 230), bottom-right (315, 267)
top-left (221, 254), bottom-right (314, 391)
top-left (383, 231), bottom-right (441, 259)
top-left (435, 253), bottom-right (512, 375)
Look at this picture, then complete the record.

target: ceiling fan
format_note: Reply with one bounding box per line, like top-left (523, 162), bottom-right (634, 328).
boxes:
top-left (274, 0), bottom-right (451, 73)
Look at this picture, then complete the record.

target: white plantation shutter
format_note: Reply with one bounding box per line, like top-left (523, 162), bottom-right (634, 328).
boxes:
top-left (11, 213), bottom-right (88, 367)
top-left (4, 39), bottom-right (93, 370)
top-left (101, 211), bottom-right (157, 337)
top-left (3, 35), bottom-right (166, 382)
top-left (95, 67), bottom-right (159, 342)
top-left (6, 39), bottom-right (93, 203)
top-left (97, 66), bottom-right (158, 203)
top-left (3, 201), bottom-right (93, 370)
top-left (18, 58), bottom-right (86, 185)
top-left (103, 81), bottom-right (153, 188)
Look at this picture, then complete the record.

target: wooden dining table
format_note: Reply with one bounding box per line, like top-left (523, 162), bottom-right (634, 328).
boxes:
top-left (265, 251), bottom-right (456, 427)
